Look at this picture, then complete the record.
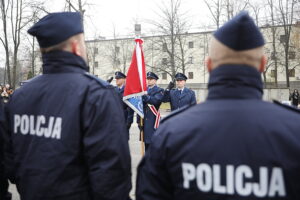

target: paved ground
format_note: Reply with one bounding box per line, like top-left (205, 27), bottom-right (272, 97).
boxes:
top-left (8, 110), bottom-right (170, 200)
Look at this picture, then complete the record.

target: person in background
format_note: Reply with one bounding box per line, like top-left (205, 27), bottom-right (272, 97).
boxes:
top-left (5, 85), bottom-right (13, 96)
top-left (1, 87), bottom-right (9, 103)
top-left (139, 72), bottom-right (164, 151)
top-left (136, 11), bottom-right (300, 200)
top-left (290, 89), bottom-right (299, 108)
top-left (163, 72), bottom-right (196, 111)
top-left (114, 71), bottom-right (134, 137)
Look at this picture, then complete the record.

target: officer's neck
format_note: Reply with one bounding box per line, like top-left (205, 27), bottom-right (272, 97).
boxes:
top-left (148, 85), bottom-right (156, 89)
top-left (117, 84), bottom-right (125, 89)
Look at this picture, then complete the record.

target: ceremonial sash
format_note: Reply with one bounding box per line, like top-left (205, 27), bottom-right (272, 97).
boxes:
top-left (148, 104), bottom-right (161, 129)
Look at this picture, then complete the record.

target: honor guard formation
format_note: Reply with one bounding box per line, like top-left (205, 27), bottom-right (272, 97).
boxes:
top-left (1, 10), bottom-right (300, 200)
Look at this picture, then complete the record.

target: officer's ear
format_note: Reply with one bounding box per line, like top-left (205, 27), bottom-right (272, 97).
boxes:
top-left (71, 39), bottom-right (81, 57)
top-left (259, 55), bottom-right (267, 73)
top-left (206, 57), bottom-right (213, 73)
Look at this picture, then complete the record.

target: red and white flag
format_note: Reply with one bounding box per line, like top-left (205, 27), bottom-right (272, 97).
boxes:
top-left (123, 39), bottom-right (147, 118)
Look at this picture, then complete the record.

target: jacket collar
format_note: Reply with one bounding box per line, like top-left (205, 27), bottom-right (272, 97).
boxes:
top-left (42, 50), bottom-right (89, 74)
top-left (148, 85), bottom-right (157, 93)
top-left (175, 87), bottom-right (186, 99)
top-left (207, 64), bottom-right (263, 100)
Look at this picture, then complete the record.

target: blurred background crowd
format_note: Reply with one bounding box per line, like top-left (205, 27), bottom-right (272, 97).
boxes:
top-left (0, 84), bottom-right (13, 104)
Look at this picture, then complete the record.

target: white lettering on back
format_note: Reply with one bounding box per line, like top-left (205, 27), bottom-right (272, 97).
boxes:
top-left (181, 163), bottom-right (286, 198)
top-left (14, 115), bottom-right (21, 133)
top-left (197, 163), bottom-right (212, 192)
top-left (182, 163), bottom-right (196, 189)
top-left (20, 115), bottom-right (29, 135)
top-left (268, 167), bottom-right (286, 197)
top-left (13, 114), bottom-right (62, 140)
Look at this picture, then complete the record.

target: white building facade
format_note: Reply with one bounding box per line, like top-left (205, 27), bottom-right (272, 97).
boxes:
top-left (33, 24), bottom-right (300, 101)
top-left (85, 24), bottom-right (300, 89)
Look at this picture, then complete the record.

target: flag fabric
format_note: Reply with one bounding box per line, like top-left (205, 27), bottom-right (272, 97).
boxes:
top-left (123, 39), bottom-right (147, 118)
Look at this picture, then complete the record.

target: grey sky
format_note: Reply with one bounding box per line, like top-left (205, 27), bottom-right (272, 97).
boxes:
top-left (44, 0), bottom-right (209, 39)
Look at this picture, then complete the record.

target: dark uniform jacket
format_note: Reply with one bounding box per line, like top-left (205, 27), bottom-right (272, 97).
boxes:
top-left (163, 87), bottom-right (196, 111)
top-left (0, 100), bottom-right (11, 200)
top-left (115, 85), bottom-right (134, 130)
top-left (141, 85), bottom-right (164, 144)
top-left (2, 51), bottom-right (131, 200)
top-left (290, 91), bottom-right (299, 107)
top-left (136, 65), bottom-right (300, 200)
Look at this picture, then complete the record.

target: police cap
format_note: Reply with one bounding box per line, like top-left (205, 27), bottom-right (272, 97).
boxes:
top-left (28, 12), bottom-right (84, 48)
top-left (175, 73), bottom-right (187, 81)
top-left (115, 71), bottom-right (126, 79)
top-left (213, 11), bottom-right (265, 51)
top-left (147, 72), bottom-right (159, 80)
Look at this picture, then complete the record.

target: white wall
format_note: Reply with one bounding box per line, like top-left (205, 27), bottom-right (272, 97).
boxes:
top-left (192, 88), bottom-right (290, 103)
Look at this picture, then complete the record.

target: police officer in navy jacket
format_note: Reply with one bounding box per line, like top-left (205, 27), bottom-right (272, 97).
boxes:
top-left (0, 100), bottom-right (11, 200)
top-left (114, 71), bottom-right (134, 134)
top-left (136, 12), bottom-right (300, 200)
top-left (1, 12), bottom-right (131, 200)
top-left (163, 73), bottom-right (196, 111)
top-left (140, 72), bottom-right (164, 151)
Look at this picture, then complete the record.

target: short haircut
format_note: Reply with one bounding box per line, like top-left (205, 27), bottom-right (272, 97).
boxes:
top-left (209, 37), bottom-right (264, 69)
top-left (40, 34), bottom-right (82, 54)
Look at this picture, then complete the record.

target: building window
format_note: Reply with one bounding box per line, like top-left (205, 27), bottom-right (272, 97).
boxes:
top-left (162, 58), bottom-right (168, 65)
top-left (289, 69), bottom-right (295, 77)
top-left (271, 52), bottom-right (276, 60)
top-left (94, 47), bottom-right (98, 54)
top-left (188, 41), bottom-right (194, 48)
top-left (271, 70), bottom-right (276, 78)
top-left (188, 72), bottom-right (194, 79)
top-left (162, 73), bottom-right (167, 80)
top-left (94, 61), bottom-right (99, 68)
top-left (188, 56), bottom-right (193, 64)
top-left (280, 35), bottom-right (286, 43)
top-left (115, 46), bottom-right (120, 53)
top-left (163, 43), bottom-right (167, 52)
top-left (289, 51), bottom-right (296, 59)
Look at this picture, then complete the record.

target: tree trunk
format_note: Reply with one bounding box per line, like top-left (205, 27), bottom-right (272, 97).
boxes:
top-left (263, 71), bottom-right (267, 85)
top-left (13, 51), bottom-right (17, 89)
top-left (285, 46), bottom-right (290, 87)
top-left (0, 0), bottom-right (11, 85)
top-left (78, 0), bottom-right (84, 26)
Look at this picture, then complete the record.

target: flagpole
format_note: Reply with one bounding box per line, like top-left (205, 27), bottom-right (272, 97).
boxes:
top-left (134, 23), bottom-right (145, 156)
top-left (140, 118), bottom-right (145, 156)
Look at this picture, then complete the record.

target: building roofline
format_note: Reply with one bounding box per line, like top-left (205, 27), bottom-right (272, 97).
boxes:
top-left (86, 23), bottom-right (300, 43)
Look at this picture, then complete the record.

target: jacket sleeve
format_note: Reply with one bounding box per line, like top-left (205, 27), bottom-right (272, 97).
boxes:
top-left (143, 88), bottom-right (164, 107)
top-left (162, 89), bottom-right (171, 103)
top-left (126, 107), bottom-right (134, 126)
top-left (136, 125), bottom-right (173, 200)
top-left (82, 85), bottom-right (131, 200)
top-left (0, 100), bottom-right (10, 194)
top-left (190, 90), bottom-right (197, 105)
top-left (1, 100), bottom-right (16, 184)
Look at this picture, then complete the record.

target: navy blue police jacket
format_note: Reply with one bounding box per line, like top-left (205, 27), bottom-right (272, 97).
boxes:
top-left (136, 65), bottom-right (300, 200)
top-left (141, 85), bottom-right (164, 144)
top-left (0, 99), bottom-right (9, 199)
top-left (2, 51), bottom-right (131, 200)
top-left (163, 87), bottom-right (196, 111)
top-left (115, 85), bottom-right (134, 129)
